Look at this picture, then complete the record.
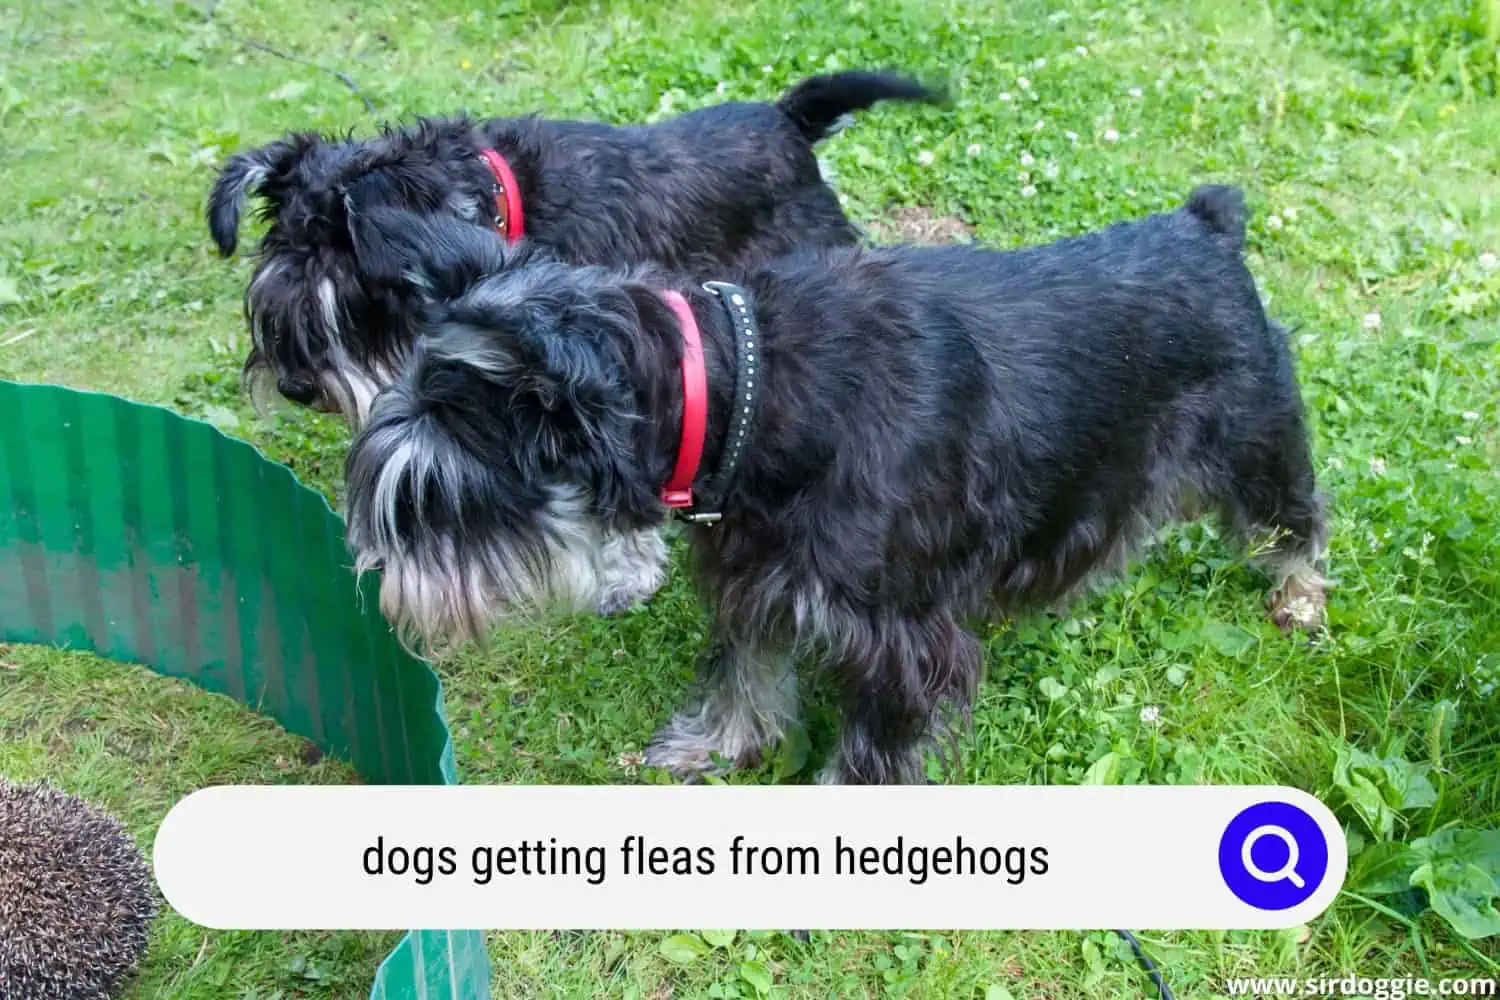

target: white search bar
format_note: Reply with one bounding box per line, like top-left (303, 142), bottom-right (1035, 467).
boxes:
top-left (153, 785), bottom-right (1346, 930)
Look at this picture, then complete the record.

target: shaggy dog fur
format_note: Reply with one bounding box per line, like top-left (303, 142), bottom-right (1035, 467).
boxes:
top-left (339, 188), bottom-right (1329, 784)
top-left (208, 71), bottom-right (941, 427)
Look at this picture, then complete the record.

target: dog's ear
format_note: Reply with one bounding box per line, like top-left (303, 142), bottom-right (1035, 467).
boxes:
top-left (528, 325), bottom-right (660, 521)
top-left (207, 138), bottom-right (309, 256)
top-left (348, 205), bottom-right (507, 300)
top-left (430, 319), bottom-right (658, 521)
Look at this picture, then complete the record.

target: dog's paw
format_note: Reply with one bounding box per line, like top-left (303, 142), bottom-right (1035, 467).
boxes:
top-left (1268, 576), bottom-right (1326, 633)
top-left (643, 740), bottom-right (722, 782)
top-left (595, 590), bottom-right (644, 617)
top-left (644, 716), bottom-right (760, 781)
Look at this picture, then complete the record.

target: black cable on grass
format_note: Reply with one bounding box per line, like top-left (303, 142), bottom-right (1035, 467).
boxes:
top-left (197, 1), bottom-right (377, 113)
top-left (1114, 929), bottom-right (1176, 1000)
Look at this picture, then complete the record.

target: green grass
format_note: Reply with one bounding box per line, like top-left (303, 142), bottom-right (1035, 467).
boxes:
top-left (3, 0), bottom-right (1500, 996)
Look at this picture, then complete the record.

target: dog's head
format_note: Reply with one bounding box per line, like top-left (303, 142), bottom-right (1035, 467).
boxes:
top-left (342, 209), bottom-right (676, 651)
top-left (208, 121), bottom-right (495, 426)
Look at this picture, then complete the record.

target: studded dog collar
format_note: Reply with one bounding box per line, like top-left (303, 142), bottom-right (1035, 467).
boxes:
top-left (658, 282), bottom-right (762, 524)
top-left (477, 148), bottom-right (524, 244)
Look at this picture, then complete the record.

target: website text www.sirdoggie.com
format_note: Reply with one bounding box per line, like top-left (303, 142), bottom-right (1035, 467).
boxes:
top-left (1223, 976), bottom-right (1497, 998)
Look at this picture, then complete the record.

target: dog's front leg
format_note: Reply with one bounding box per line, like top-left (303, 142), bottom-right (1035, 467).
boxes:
top-left (645, 639), bottom-right (798, 781)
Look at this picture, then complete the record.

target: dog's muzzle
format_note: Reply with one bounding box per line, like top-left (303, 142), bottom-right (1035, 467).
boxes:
top-left (276, 374), bottom-right (321, 407)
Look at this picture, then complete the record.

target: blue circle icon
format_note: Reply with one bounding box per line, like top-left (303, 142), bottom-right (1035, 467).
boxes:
top-left (1218, 801), bottom-right (1329, 910)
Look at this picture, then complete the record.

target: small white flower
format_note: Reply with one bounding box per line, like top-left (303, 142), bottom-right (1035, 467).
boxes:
top-left (1018, 76), bottom-right (1032, 90)
top-left (1034, 57), bottom-right (1048, 69)
top-left (917, 150), bottom-right (935, 166)
top-left (1103, 128), bottom-right (1120, 143)
top-left (1076, 45), bottom-right (1089, 56)
top-left (1282, 205), bottom-right (1298, 221)
top-left (999, 91), bottom-right (1013, 102)
top-left (913, 135), bottom-right (924, 144)
top-left (761, 64), bottom-right (773, 74)
top-left (1129, 87), bottom-right (1143, 98)
top-left (1362, 311), bottom-right (1382, 330)
top-left (1140, 705), bottom-right (1161, 725)
top-left (1456, 435), bottom-right (1474, 446)
top-left (715, 81), bottom-right (727, 95)
top-left (966, 143), bottom-right (982, 157)
top-left (1266, 214), bottom-right (1284, 230)
top-left (1044, 162), bottom-right (1060, 179)
top-left (1280, 595), bottom-right (1321, 629)
top-left (1021, 184), bottom-right (1038, 198)
top-left (1480, 251), bottom-right (1498, 270)
top-left (1065, 130), bottom-right (1079, 141)
top-left (1032, 119), bottom-right (1045, 131)
top-left (1369, 456), bottom-right (1387, 477)
top-left (1018, 171), bottom-right (1031, 182)
top-left (1020, 151), bottom-right (1035, 166)
top-left (1462, 411), bottom-right (1479, 421)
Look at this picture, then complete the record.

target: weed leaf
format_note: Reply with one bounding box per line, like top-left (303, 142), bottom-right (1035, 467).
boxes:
top-left (1082, 751), bottom-right (1122, 785)
top-left (739, 959), bottom-right (773, 995)
top-left (1411, 860), bottom-right (1500, 939)
top-left (1200, 621), bottom-right (1255, 657)
top-left (660, 934), bottom-right (708, 965)
top-left (1352, 840), bottom-right (1421, 894)
top-left (1333, 746), bottom-right (1436, 839)
top-left (1412, 828), bottom-right (1500, 880)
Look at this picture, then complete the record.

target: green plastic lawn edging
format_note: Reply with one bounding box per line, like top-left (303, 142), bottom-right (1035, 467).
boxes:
top-left (0, 379), bottom-right (491, 1000)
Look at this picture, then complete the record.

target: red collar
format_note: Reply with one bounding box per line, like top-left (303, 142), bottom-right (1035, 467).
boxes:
top-left (477, 148), bottom-right (524, 244)
top-left (659, 290), bottom-right (706, 509)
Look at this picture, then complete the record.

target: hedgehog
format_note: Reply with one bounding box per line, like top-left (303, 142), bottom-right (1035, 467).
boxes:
top-left (0, 779), bottom-right (159, 1000)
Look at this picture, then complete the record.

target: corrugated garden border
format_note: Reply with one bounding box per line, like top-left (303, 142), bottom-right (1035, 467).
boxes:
top-left (0, 380), bottom-right (491, 1000)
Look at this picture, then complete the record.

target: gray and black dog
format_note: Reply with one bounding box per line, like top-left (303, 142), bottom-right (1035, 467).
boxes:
top-left (208, 71), bottom-right (941, 428)
top-left (339, 187), bottom-right (1329, 785)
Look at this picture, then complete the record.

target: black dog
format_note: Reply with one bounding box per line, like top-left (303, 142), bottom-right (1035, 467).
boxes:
top-left (340, 188), bottom-right (1328, 785)
top-left (208, 71), bottom-right (941, 427)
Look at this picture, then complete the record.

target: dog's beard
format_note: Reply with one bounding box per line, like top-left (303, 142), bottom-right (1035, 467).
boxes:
top-left (245, 265), bottom-right (408, 429)
top-left (346, 416), bottom-right (669, 653)
top-left (360, 493), bottom-right (667, 654)
top-left (358, 482), bottom-right (603, 653)
top-left (319, 356), bottom-right (396, 429)
top-left (242, 350), bottom-right (395, 429)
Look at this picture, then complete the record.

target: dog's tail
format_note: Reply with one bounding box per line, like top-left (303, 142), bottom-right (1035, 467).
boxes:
top-left (1184, 185), bottom-right (1248, 251)
top-left (776, 71), bottom-right (946, 144)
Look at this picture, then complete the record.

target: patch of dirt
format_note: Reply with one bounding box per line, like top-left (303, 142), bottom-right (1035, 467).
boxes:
top-left (865, 206), bottom-right (976, 245)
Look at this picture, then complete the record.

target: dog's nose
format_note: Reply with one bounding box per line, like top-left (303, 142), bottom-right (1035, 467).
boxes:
top-left (276, 375), bottom-right (319, 407)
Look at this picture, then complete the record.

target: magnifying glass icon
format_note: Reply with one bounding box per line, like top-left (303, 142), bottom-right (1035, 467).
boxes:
top-left (1240, 824), bottom-right (1304, 888)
